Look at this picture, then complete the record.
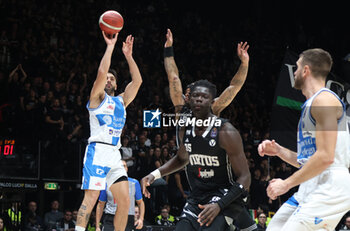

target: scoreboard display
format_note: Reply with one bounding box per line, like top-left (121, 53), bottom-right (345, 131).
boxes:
top-left (0, 138), bottom-right (39, 180)
top-left (0, 139), bottom-right (15, 156)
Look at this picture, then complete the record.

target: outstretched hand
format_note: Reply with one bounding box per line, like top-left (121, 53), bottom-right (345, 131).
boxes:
top-left (122, 35), bottom-right (134, 58)
top-left (257, 139), bottom-right (280, 157)
top-left (237, 41), bottom-right (249, 64)
top-left (164, 28), bottom-right (173, 48)
top-left (140, 174), bottom-right (155, 198)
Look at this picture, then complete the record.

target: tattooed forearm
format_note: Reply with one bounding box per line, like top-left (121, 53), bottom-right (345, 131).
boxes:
top-left (164, 57), bottom-right (179, 77)
top-left (230, 64), bottom-right (248, 86)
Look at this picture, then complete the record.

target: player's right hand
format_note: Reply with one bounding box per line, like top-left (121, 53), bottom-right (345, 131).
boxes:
top-left (141, 174), bottom-right (155, 198)
top-left (102, 31), bottom-right (118, 46)
top-left (257, 139), bottom-right (280, 157)
top-left (164, 28), bottom-right (173, 48)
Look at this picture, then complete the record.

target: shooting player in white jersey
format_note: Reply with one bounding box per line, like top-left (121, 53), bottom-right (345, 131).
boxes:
top-left (258, 48), bottom-right (350, 230)
top-left (75, 32), bottom-right (142, 231)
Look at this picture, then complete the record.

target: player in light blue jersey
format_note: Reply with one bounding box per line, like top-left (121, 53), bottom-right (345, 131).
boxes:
top-left (75, 31), bottom-right (142, 231)
top-left (258, 48), bottom-right (350, 230)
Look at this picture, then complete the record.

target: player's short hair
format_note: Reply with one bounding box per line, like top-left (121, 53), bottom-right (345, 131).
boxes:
top-left (300, 48), bottom-right (333, 79)
top-left (191, 79), bottom-right (217, 99)
top-left (108, 68), bottom-right (118, 82)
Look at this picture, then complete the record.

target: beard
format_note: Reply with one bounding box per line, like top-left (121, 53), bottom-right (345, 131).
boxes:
top-left (104, 86), bottom-right (115, 95)
top-left (293, 73), bottom-right (304, 90)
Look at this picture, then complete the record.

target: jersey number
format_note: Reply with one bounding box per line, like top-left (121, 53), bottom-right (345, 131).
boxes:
top-left (184, 143), bottom-right (192, 152)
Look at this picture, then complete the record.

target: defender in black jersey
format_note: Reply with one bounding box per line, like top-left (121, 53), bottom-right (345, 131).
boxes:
top-left (141, 80), bottom-right (254, 231)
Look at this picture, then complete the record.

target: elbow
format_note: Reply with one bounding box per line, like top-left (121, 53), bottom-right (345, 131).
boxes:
top-left (97, 67), bottom-right (107, 76)
top-left (322, 155), bottom-right (334, 167)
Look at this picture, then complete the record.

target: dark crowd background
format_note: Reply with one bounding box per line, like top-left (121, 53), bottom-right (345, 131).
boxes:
top-left (0, 0), bottom-right (349, 230)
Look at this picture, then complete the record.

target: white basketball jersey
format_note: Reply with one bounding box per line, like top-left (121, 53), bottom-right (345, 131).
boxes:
top-left (87, 93), bottom-right (126, 147)
top-left (297, 88), bottom-right (350, 168)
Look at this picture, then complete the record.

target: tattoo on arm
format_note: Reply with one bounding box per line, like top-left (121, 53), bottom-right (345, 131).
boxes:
top-left (230, 65), bottom-right (248, 86)
top-left (164, 57), bottom-right (179, 78)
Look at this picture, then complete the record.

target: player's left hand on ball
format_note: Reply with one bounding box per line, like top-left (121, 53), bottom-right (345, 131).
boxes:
top-left (267, 178), bottom-right (289, 200)
top-left (197, 203), bottom-right (220, 227)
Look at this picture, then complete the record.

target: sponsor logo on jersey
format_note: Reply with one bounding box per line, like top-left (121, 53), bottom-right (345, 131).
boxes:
top-left (198, 168), bottom-right (214, 178)
top-left (189, 154), bottom-right (219, 166)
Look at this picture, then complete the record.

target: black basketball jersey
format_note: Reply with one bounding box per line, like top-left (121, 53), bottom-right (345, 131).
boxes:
top-left (175, 104), bottom-right (192, 147)
top-left (182, 116), bottom-right (235, 204)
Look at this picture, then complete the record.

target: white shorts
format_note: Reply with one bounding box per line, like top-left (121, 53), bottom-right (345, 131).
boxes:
top-left (81, 142), bottom-right (127, 190)
top-left (267, 195), bottom-right (298, 231)
top-left (269, 168), bottom-right (350, 231)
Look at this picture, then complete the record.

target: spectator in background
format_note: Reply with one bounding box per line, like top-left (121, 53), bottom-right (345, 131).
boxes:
top-left (339, 215), bottom-right (350, 231)
top-left (71, 210), bottom-right (78, 226)
top-left (256, 212), bottom-right (267, 231)
top-left (155, 206), bottom-right (175, 227)
top-left (57, 210), bottom-right (75, 231)
top-left (44, 200), bottom-right (63, 231)
top-left (0, 217), bottom-right (7, 231)
top-left (23, 201), bottom-right (43, 231)
top-left (120, 136), bottom-right (135, 176)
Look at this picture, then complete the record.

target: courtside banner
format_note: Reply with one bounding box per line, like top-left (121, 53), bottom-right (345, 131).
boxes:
top-left (270, 49), bottom-right (305, 152)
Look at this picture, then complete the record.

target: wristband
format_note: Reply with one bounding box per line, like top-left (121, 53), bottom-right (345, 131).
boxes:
top-left (150, 169), bottom-right (161, 180)
top-left (217, 183), bottom-right (245, 210)
top-left (164, 46), bottom-right (174, 58)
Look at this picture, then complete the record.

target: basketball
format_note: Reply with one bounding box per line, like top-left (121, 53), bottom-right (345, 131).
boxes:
top-left (99, 10), bottom-right (124, 35)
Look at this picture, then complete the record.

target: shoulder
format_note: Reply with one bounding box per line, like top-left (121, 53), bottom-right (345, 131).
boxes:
top-left (219, 120), bottom-right (239, 135)
top-left (312, 90), bottom-right (342, 107)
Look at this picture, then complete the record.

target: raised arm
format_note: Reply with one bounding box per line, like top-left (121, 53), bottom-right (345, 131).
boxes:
top-left (89, 31), bottom-right (118, 109)
top-left (212, 42), bottom-right (249, 116)
top-left (119, 35), bottom-right (142, 108)
top-left (164, 29), bottom-right (184, 113)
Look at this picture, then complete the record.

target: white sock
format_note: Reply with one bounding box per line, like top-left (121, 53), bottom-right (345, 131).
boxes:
top-left (75, 226), bottom-right (85, 231)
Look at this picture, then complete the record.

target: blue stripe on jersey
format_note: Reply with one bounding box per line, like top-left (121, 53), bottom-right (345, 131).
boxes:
top-left (285, 195), bottom-right (299, 207)
top-left (86, 92), bottom-right (108, 111)
top-left (128, 177), bottom-right (142, 201)
top-left (111, 96), bottom-right (125, 145)
top-left (83, 143), bottom-right (111, 182)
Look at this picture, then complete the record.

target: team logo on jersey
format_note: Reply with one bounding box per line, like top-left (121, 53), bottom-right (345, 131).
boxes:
top-left (209, 139), bottom-right (216, 147)
top-left (190, 154), bottom-right (219, 166)
top-left (143, 109), bottom-right (161, 128)
top-left (210, 128), bottom-right (218, 138)
top-left (314, 217), bottom-right (323, 225)
top-left (102, 115), bottom-right (112, 125)
top-left (96, 168), bottom-right (104, 175)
